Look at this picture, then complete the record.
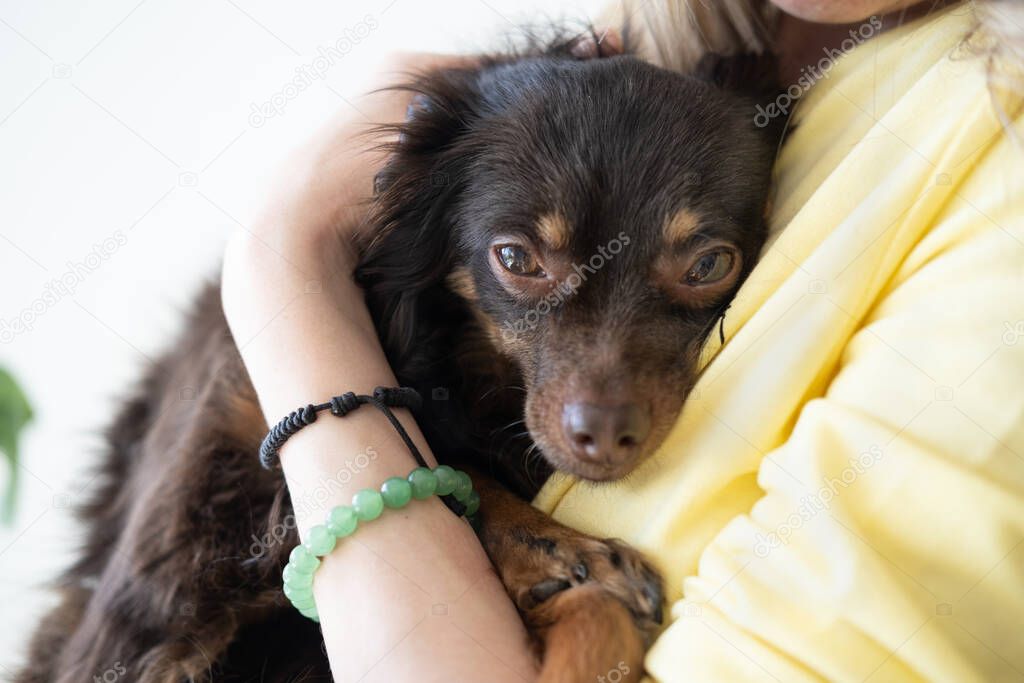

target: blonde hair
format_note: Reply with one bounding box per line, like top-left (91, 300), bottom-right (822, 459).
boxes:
top-left (609, 0), bottom-right (1023, 80)
top-left (970, 1), bottom-right (1024, 93)
top-left (607, 0), bottom-right (775, 71)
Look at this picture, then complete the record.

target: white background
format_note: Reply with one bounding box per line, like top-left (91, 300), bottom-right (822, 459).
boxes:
top-left (0, 0), bottom-right (606, 671)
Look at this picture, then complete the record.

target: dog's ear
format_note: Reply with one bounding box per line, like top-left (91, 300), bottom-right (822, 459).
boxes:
top-left (695, 51), bottom-right (788, 151)
top-left (355, 66), bottom-right (488, 369)
top-left (694, 51), bottom-right (779, 99)
top-left (368, 65), bottom-right (486, 198)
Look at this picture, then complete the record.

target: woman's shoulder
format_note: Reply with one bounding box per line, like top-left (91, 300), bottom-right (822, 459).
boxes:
top-left (772, 3), bottom-right (1023, 237)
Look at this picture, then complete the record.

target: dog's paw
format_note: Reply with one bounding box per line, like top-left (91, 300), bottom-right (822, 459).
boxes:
top-left (501, 529), bottom-right (664, 643)
top-left (588, 538), bottom-right (664, 637)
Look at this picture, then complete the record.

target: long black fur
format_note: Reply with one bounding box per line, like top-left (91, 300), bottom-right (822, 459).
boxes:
top-left (16, 32), bottom-right (785, 682)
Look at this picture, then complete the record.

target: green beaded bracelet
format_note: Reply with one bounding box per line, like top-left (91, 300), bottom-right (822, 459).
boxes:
top-left (282, 465), bottom-right (478, 621)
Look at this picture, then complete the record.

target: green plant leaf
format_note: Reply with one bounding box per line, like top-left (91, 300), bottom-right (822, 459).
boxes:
top-left (0, 367), bottom-right (33, 523)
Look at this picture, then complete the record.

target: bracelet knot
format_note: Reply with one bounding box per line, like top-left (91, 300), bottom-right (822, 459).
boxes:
top-left (329, 392), bottom-right (360, 416)
top-left (373, 386), bottom-right (422, 411)
top-left (297, 404), bottom-right (318, 425)
top-left (259, 387), bottom-right (425, 470)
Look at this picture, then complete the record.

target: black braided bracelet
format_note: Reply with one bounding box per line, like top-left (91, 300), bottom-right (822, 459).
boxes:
top-left (260, 386), bottom-right (467, 516)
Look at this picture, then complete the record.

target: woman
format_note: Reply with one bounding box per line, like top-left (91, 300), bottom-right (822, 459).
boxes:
top-left (222, 1), bottom-right (1024, 680)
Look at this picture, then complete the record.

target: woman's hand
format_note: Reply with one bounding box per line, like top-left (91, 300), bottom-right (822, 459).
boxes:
top-left (221, 54), bottom-right (537, 683)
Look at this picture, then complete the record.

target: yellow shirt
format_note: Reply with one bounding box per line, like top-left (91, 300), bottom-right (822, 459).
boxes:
top-left (534, 6), bottom-right (1024, 681)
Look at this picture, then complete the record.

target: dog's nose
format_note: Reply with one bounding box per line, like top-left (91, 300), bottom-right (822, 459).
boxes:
top-left (562, 401), bottom-right (651, 466)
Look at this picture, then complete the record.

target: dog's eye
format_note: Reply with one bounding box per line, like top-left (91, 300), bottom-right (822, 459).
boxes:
top-left (683, 249), bottom-right (735, 286)
top-left (495, 244), bottom-right (544, 277)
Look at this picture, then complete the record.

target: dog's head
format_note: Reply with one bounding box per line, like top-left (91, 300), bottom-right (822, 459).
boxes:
top-left (360, 42), bottom-right (784, 482)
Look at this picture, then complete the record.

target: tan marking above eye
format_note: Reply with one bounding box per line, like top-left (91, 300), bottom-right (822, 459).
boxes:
top-left (446, 266), bottom-right (479, 302)
top-left (536, 212), bottom-right (571, 251)
top-left (663, 208), bottom-right (703, 245)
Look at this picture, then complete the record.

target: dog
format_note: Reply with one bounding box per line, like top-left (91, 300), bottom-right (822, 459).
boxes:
top-left (17, 30), bottom-right (784, 683)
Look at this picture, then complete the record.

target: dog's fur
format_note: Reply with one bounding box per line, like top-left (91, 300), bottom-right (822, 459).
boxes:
top-left (17, 34), bottom-right (784, 683)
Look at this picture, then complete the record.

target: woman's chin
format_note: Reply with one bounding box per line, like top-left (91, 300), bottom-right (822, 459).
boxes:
top-left (769, 0), bottom-right (919, 24)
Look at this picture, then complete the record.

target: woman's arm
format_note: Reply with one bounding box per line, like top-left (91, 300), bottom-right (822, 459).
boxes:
top-left (221, 56), bottom-right (536, 683)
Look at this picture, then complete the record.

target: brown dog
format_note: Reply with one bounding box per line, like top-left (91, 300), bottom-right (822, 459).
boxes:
top-left (17, 31), bottom-right (783, 683)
